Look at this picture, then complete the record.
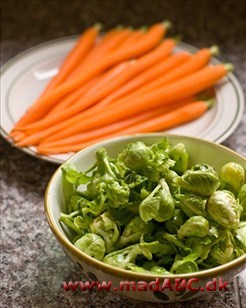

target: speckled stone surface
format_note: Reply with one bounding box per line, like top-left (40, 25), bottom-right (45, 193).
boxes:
top-left (1, 1), bottom-right (246, 307)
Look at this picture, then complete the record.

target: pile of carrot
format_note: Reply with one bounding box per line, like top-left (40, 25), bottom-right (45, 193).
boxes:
top-left (10, 22), bottom-right (232, 155)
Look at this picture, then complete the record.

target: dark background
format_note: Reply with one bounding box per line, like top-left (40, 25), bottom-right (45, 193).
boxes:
top-left (2, 0), bottom-right (246, 60)
top-left (1, 1), bottom-right (246, 307)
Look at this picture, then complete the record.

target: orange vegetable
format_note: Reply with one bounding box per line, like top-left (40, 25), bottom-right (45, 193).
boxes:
top-left (99, 52), bottom-right (191, 107)
top-left (17, 39), bottom-right (175, 133)
top-left (66, 28), bottom-right (133, 81)
top-left (13, 22), bottom-right (169, 129)
top-left (114, 46), bottom-right (219, 103)
top-left (37, 99), bottom-right (212, 154)
top-left (37, 97), bottom-right (194, 150)
top-left (12, 25), bottom-right (100, 130)
top-left (16, 64), bottom-right (230, 147)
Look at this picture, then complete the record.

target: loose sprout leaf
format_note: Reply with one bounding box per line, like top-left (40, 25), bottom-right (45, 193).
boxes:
top-left (238, 184), bottom-right (246, 219)
top-left (117, 216), bottom-right (154, 249)
top-left (167, 143), bottom-right (189, 174)
top-left (59, 138), bottom-right (246, 274)
top-left (235, 222), bottom-right (246, 252)
top-left (62, 163), bottom-right (90, 186)
top-left (90, 212), bottom-right (120, 253)
top-left (165, 209), bottom-right (186, 234)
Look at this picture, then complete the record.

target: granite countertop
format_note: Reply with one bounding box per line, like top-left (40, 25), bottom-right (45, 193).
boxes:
top-left (1, 1), bottom-right (246, 307)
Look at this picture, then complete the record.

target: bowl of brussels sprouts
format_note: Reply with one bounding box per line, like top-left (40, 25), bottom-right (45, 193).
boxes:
top-left (45, 134), bottom-right (246, 302)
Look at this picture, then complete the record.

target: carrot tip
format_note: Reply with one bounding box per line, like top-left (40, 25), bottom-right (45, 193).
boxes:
top-left (173, 34), bottom-right (182, 44)
top-left (140, 26), bottom-right (148, 32)
top-left (206, 98), bottom-right (216, 109)
top-left (210, 45), bottom-right (220, 56)
top-left (115, 24), bottom-right (124, 30)
top-left (224, 63), bottom-right (234, 72)
top-left (162, 20), bottom-right (172, 30)
top-left (94, 23), bottom-right (103, 31)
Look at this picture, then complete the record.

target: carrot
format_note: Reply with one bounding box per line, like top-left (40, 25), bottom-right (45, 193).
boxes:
top-left (16, 63), bottom-right (231, 147)
top-left (17, 39), bottom-right (175, 133)
top-left (18, 61), bottom-right (132, 132)
top-left (12, 21), bottom-right (170, 128)
top-left (37, 99), bottom-right (213, 154)
top-left (111, 45), bottom-right (219, 104)
top-left (98, 52), bottom-right (191, 107)
top-left (77, 61), bottom-right (133, 97)
top-left (44, 76), bottom-right (102, 118)
top-left (12, 25), bottom-right (101, 131)
top-left (10, 78), bottom-right (101, 139)
top-left (37, 97), bottom-right (194, 150)
top-left (41, 24), bottom-right (101, 92)
top-left (119, 28), bottom-right (146, 47)
top-left (66, 28), bottom-right (133, 81)
top-left (12, 27), bottom-right (129, 133)
top-left (9, 131), bottom-right (26, 141)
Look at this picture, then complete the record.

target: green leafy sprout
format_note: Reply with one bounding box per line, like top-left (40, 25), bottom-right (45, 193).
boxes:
top-left (59, 138), bottom-right (246, 274)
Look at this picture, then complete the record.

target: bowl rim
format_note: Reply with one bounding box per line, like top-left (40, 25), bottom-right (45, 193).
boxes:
top-left (44, 133), bottom-right (246, 280)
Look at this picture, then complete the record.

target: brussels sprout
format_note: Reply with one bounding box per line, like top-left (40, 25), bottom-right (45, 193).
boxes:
top-left (62, 164), bottom-right (90, 202)
top-left (178, 194), bottom-right (208, 218)
top-left (74, 215), bottom-right (93, 234)
top-left (170, 255), bottom-right (199, 274)
top-left (124, 171), bottom-right (147, 188)
top-left (139, 184), bottom-right (161, 223)
top-left (157, 255), bottom-right (174, 268)
top-left (86, 174), bottom-right (106, 199)
top-left (235, 221), bottom-right (246, 252)
top-left (62, 163), bottom-right (90, 185)
top-left (238, 184), bottom-right (246, 219)
top-left (126, 263), bottom-right (151, 273)
top-left (185, 236), bottom-right (212, 261)
top-left (103, 243), bottom-right (153, 269)
top-left (167, 143), bottom-right (189, 174)
top-left (90, 212), bottom-right (119, 252)
top-left (206, 190), bottom-right (242, 229)
top-left (210, 230), bottom-right (235, 264)
top-left (96, 147), bottom-right (120, 178)
top-left (161, 232), bottom-right (192, 255)
top-left (59, 213), bottom-right (84, 235)
top-left (175, 164), bottom-right (220, 197)
top-left (177, 216), bottom-right (209, 239)
top-left (104, 179), bottom-right (130, 208)
top-left (60, 138), bottom-right (246, 274)
top-left (155, 178), bottom-right (175, 222)
top-left (74, 233), bottom-right (106, 261)
top-left (149, 266), bottom-right (171, 275)
top-left (165, 169), bottom-right (181, 195)
top-left (117, 216), bottom-right (154, 248)
top-left (79, 194), bottom-right (106, 217)
top-left (219, 162), bottom-right (245, 194)
top-left (208, 221), bottom-right (220, 239)
top-left (144, 235), bottom-right (175, 257)
top-left (139, 179), bottom-right (175, 223)
top-left (119, 141), bottom-right (154, 171)
top-left (165, 209), bottom-right (187, 234)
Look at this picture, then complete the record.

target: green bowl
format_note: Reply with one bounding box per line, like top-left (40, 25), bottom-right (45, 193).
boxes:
top-left (44, 133), bottom-right (246, 303)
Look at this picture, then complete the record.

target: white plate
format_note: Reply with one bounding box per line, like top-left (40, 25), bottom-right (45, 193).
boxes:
top-left (1, 36), bottom-right (244, 164)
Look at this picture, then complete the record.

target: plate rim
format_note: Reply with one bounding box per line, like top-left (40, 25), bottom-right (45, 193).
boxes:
top-left (1, 36), bottom-right (245, 164)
